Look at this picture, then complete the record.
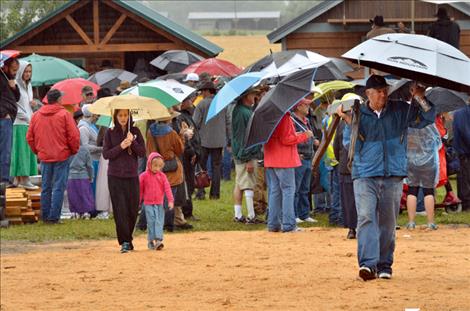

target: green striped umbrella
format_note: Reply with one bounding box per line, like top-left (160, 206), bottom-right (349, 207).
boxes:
top-left (121, 79), bottom-right (196, 107)
top-left (21, 54), bottom-right (88, 87)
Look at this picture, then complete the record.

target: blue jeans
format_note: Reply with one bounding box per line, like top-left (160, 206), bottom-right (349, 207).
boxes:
top-left (313, 192), bottom-right (329, 213)
top-left (294, 159), bottom-right (312, 220)
top-left (222, 146), bottom-right (232, 180)
top-left (0, 118), bottom-right (13, 183)
top-left (40, 158), bottom-right (72, 222)
top-left (144, 204), bottom-right (164, 241)
top-left (353, 177), bottom-right (403, 274)
top-left (266, 168), bottom-right (296, 232)
top-left (329, 166), bottom-right (343, 225)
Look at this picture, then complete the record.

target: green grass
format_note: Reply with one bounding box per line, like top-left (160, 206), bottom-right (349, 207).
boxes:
top-left (1, 177), bottom-right (468, 242)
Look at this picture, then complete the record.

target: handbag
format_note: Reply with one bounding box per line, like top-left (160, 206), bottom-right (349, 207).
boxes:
top-left (153, 136), bottom-right (178, 173)
top-left (194, 163), bottom-right (211, 188)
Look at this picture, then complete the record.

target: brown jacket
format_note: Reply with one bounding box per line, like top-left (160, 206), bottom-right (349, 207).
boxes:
top-left (366, 26), bottom-right (395, 39)
top-left (146, 125), bottom-right (184, 186)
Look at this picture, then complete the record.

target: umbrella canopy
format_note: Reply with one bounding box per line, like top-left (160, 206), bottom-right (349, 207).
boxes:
top-left (426, 87), bottom-right (469, 114)
top-left (242, 50), bottom-right (329, 78)
top-left (244, 68), bottom-right (318, 148)
top-left (156, 72), bottom-right (187, 82)
top-left (328, 57), bottom-right (355, 74)
top-left (312, 80), bottom-right (355, 101)
top-left (88, 69), bottom-right (137, 91)
top-left (121, 79), bottom-right (196, 107)
top-left (87, 94), bottom-right (170, 120)
top-left (0, 50), bottom-right (21, 67)
top-left (150, 50), bottom-right (205, 73)
top-left (206, 72), bottom-right (266, 123)
top-left (182, 58), bottom-right (242, 77)
top-left (42, 78), bottom-right (99, 107)
top-left (21, 54), bottom-right (89, 87)
top-left (342, 33), bottom-right (470, 92)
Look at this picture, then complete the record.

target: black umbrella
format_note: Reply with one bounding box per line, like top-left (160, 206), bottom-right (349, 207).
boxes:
top-left (244, 68), bottom-right (317, 148)
top-left (328, 57), bottom-right (354, 74)
top-left (155, 72), bottom-right (186, 82)
top-left (425, 87), bottom-right (469, 114)
top-left (150, 50), bottom-right (205, 73)
top-left (88, 69), bottom-right (137, 91)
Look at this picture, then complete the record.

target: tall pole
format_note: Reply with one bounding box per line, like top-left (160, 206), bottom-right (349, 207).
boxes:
top-left (411, 0), bottom-right (415, 34)
top-left (233, 0), bottom-right (238, 31)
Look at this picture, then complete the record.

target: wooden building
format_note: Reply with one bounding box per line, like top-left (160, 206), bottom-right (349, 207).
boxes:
top-left (268, 0), bottom-right (470, 58)
top-left (0, 0), bottom-right (223, 74)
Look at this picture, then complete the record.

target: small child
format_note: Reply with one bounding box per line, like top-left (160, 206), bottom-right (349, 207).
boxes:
top-left (139, 152), bottom-right (174, 250)
top-left (67, 143), bottom-right (95, 218)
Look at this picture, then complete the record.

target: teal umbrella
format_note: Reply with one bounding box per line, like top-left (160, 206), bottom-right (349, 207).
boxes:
top-left (21, 53), bottom-right (88, 87)
top-left (121, 79), bottom-right (196, 107)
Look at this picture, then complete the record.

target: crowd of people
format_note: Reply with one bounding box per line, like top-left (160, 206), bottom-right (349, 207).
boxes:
top-left (0, 8), bottom-right (469, 280)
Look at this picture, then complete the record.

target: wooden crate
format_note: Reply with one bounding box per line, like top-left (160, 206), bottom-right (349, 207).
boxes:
top-left (5, 206), bottom-right (22, 217)
top-left (7, 217), bottom-right (23, 225)
top-left (6, 198), bottom-right (28, 207)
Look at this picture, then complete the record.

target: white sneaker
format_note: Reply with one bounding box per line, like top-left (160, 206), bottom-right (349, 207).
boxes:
top-left (286, 227), bottom-right (303, 233)
top-left (378, 272), bottom-right (392, 279)
top-left (295, 218), bottom-right (304, 224)
top-left (96, 212), bottom-right (109, 219)
top-left (303, 217), bottom-right (318, 223)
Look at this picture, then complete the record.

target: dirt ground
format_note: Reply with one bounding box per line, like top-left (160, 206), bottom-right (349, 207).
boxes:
top-left (1, 227), bottom-right (469, 311)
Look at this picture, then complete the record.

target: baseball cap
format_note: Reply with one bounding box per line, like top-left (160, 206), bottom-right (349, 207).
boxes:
top-left (183, 73), bottom-right (199, 82)
top-left (365, 75), bottom-right (389, 90)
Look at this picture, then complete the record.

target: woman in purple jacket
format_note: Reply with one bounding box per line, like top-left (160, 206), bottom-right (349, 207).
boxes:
top-left (103, 109), bottom-right (145, 253)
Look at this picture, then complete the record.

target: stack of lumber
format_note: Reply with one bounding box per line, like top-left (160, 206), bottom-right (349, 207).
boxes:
top-left (5, 188), bottom-right (41, 225)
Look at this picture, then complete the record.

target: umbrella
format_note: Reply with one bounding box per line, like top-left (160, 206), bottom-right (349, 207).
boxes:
top-left (150, 50), bottom-right (205, 73)
top-left (156, 73), bottom-right (186, 82)
top-left (342, 33), bottom-right (470, 92)
top-left (242, 50), bottom-right (329, 78)
top-left (425, 87), bottom-right (469, 114)
top-left (182, 58), bottom-right (242, 77)
top-left (21, 54), bottom-right (89, 87)
top-left (42, 78), bottom-right (99, 107)
top-left (0, 50), bottom-right (21, 67)
top-left (121, 79), bottom-right (196, 107)
top-left (87, 94), bottom-right (170, 121)
top-left (244, 68), bottom-right (318, 148)
top-left (312, 80), bottom-right (355, 101)
top-left (205, 72), bottom-right (266, 123)
top-left (328, 57), bottom-right (355, 74)
top-left (88, 69), bottom-right (137, 91)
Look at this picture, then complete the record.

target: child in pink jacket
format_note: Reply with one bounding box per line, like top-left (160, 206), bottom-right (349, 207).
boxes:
top-left (139, 152), bottom-right (174, 250)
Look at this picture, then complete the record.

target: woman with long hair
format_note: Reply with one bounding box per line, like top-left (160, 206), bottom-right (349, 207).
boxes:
top-left (103, 109), bottom-right (145, 253)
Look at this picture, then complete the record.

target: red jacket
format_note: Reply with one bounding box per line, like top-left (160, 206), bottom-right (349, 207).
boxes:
top-left (139, 152), bottom-right (174, 205)
top-left (264, 113), bottom-right (309, 168)
top-left (26, 104), bottom-right (80, 162)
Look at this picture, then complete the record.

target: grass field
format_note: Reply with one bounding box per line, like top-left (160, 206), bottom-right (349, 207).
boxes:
top-left (204, 35), bottom-right (281, 68)
top-left (1, 176), bottom-right (468, 242)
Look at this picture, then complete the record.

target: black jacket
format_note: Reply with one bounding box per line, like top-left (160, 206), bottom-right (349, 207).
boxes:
top-left (176, 108), bottom-right (202, 157)
top-left (0, 72), bottom-right (20, 119)
top-left (428, 18), bottom-right (460, 49)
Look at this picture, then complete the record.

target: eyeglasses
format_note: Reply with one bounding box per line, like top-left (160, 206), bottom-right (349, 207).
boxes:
top-left (85, 93), bottom-right (94, 97)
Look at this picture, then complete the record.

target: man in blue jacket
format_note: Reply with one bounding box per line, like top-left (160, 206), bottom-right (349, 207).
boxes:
top-left (338, 75), bottom-right (435, 281)
top-left (453, 103), bottom-right (470, 212)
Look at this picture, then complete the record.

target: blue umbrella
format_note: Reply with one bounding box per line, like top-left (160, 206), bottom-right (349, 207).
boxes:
top-left (205, 72), bottom-right (266, 123)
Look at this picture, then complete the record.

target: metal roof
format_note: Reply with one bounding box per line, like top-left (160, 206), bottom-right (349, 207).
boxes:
top-left (267, 0), bottom-right (343, 43)
top-left (188, 11), bottom-right (281, 20)
top-left (1, 0), bottom-right (223, 56)
top-left (267, 0), bottom-right (470, 44)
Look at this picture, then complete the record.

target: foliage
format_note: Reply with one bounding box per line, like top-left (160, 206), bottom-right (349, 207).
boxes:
top-left (0, 0), bottom-right (67, 42)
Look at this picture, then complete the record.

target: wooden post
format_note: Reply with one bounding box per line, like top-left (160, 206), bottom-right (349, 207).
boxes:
top-left (93, 0), bottom-right (100, 44)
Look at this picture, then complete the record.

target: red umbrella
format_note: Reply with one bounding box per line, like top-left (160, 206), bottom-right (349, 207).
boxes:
top-left (0, 50), bottom-right (21, 67)
top-left (42, 78), bottom-right (100, 110)
top-left (182, 58), bottom-right (242, 77)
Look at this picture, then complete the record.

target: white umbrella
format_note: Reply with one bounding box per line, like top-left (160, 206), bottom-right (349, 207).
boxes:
top-left (121, 79), bottom-right (196, 107)
top-left (342, 33), bottom-right (470, 92)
